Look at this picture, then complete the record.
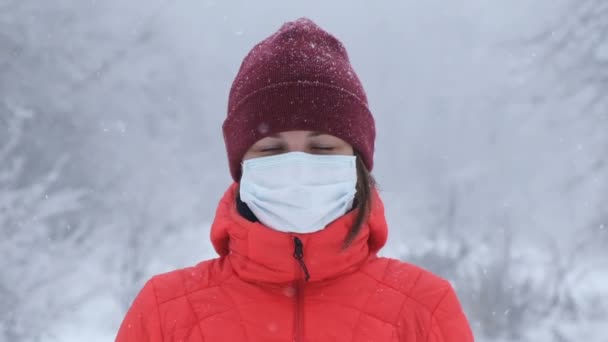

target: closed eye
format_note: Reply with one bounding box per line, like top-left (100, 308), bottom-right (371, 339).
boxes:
top-left (259, 146), bottom-right (283, 152)
top-left (312, 146), bottom-right (334, 151)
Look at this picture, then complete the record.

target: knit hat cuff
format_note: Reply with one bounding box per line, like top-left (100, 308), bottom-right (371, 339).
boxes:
top-left (223, 81), bottom-right (375, 181)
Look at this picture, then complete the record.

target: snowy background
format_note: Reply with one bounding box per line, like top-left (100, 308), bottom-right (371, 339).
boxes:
top-left (1, 0), bottom-right (607, 341)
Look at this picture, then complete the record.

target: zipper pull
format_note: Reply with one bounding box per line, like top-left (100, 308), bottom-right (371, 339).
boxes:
top-left (293, 237), bottom-right (311, 281)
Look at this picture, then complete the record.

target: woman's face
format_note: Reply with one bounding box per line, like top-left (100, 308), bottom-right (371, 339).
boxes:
top-left (243, 130), bottom-right (354, 160)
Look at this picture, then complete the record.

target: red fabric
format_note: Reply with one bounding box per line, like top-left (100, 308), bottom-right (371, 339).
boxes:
top-left (116, 184), bottom-right (474, 341)
top-left (223, 18), bottom-right (376, 181)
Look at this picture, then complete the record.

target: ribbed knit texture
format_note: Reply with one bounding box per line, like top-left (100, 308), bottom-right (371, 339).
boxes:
top-left (223, 17), bottom-right (375, 181)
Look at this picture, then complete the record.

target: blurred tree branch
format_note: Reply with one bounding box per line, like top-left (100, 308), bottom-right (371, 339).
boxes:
top-left (0, 103), bottom-right (89, 341)
top-left (530, 0), bottom-right (608, 251)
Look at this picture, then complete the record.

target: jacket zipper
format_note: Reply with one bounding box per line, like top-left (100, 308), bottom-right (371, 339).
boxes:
top-left (293, 237), bottom-right (309, 342)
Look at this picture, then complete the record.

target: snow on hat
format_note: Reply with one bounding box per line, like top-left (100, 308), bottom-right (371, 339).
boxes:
top-left (223, 17), bottom-right (376, 181)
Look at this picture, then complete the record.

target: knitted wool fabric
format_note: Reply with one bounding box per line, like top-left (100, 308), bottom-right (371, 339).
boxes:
top-left (223, 17), bottom-right (375, 181)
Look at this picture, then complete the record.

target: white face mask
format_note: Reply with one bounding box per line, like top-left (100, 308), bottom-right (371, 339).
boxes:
top-left (240, 152), bottom-right (357, 234)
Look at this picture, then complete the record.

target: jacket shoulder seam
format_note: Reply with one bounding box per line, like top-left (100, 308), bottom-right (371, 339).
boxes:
top-left (359, 267), bottom-right (430, 315)
top-left (362, 260), bottom-right (440, 314)
top-left (424, 286), bottom-right (451, 342)
top-left (155, 262), bottom-right (234, 306)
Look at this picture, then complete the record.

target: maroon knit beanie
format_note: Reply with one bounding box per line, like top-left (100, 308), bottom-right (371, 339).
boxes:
top-left (223, 17), bottom-right (376, 181)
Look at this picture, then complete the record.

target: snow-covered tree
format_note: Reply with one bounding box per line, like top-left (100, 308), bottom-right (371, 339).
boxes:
top-left (0, 104), bottom-right (88, 341)
top-left (532, 0), bottom-right (608, 253)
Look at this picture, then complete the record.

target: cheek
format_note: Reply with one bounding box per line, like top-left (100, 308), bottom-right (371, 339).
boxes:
top-left (342, 145), bottom-right (354, 155)
top-left (242, 151), bottom-right (259, 160)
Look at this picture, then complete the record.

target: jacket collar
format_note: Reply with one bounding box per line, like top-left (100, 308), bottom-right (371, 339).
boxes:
top-left (210, 183), bottom-right (388, 284)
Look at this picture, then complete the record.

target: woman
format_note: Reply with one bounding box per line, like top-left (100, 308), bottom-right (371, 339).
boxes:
top-left (116, 18), bottom-right (474, 341)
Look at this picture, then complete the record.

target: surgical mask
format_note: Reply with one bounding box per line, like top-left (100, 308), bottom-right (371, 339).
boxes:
top-left (240, 152), bottom-right (357, 234)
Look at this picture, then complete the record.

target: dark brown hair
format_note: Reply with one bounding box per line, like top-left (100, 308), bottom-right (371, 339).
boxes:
top-left (343, 152), bottom-right (376, 249)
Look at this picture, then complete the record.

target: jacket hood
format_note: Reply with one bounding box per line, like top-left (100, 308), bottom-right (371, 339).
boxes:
top-left (210, 183), bottom-right (388, 283)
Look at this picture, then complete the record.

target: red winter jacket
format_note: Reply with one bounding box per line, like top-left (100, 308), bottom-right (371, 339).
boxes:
top-left (115, 184), bottom-right (474, 341)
